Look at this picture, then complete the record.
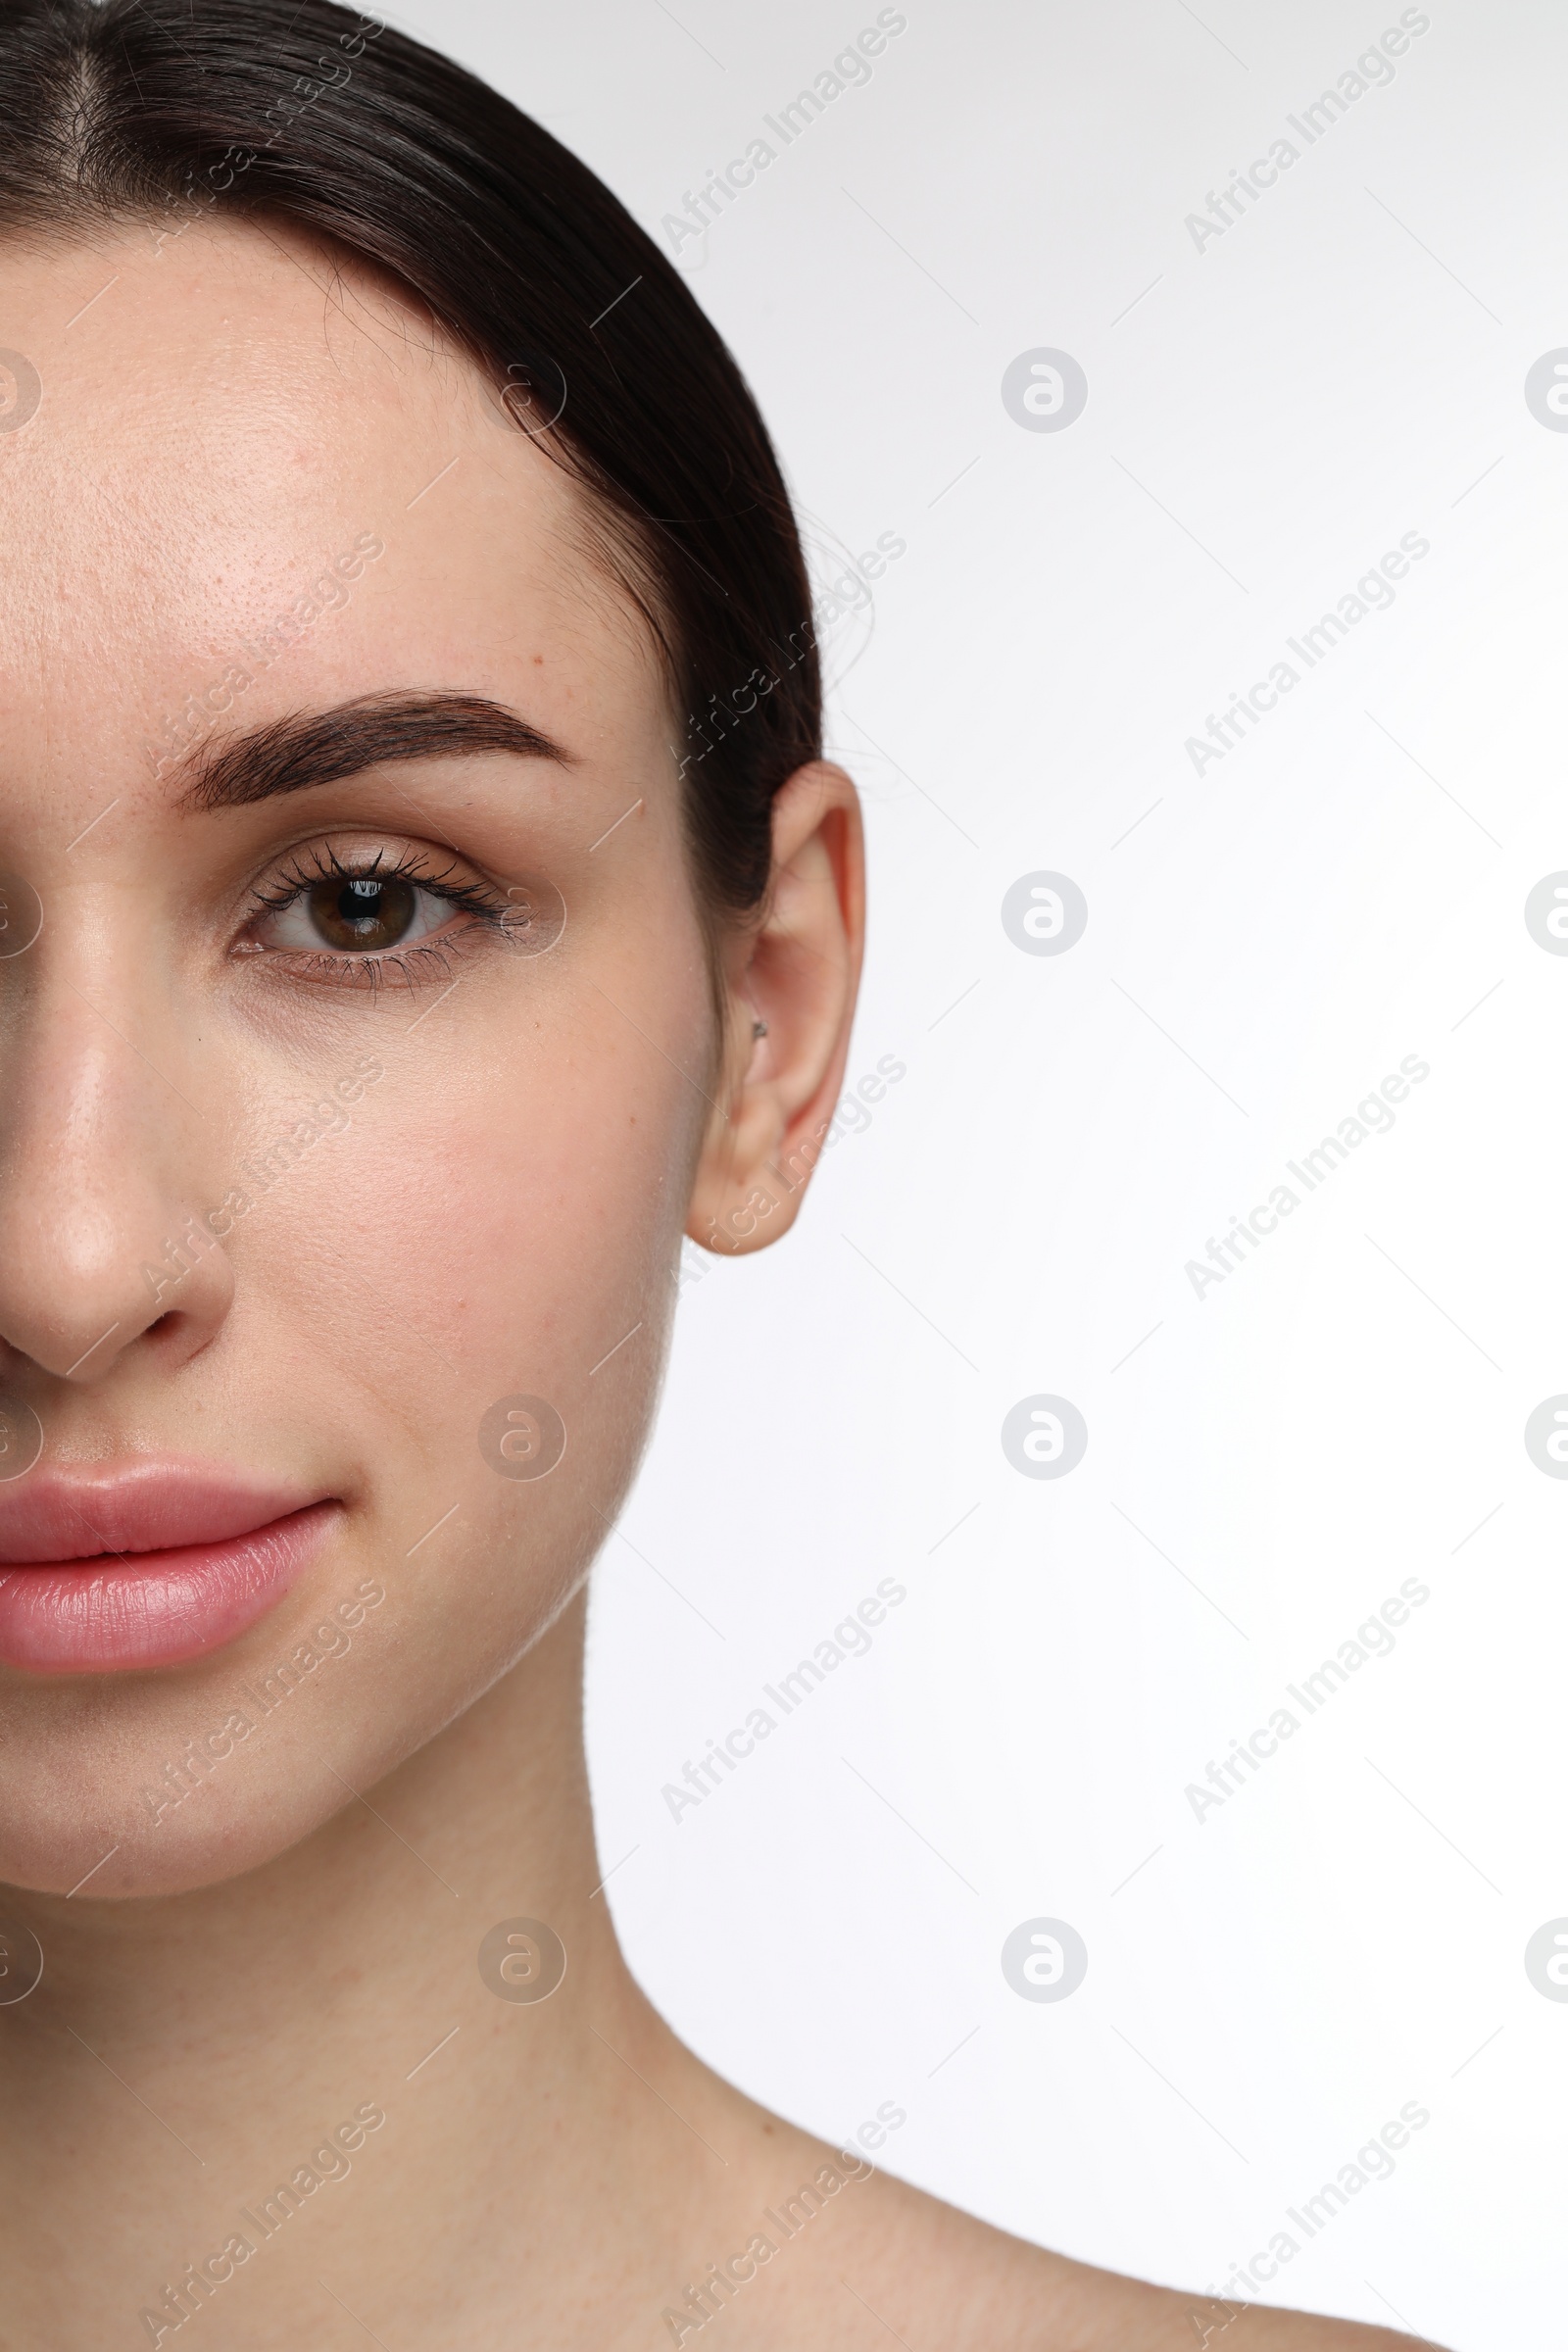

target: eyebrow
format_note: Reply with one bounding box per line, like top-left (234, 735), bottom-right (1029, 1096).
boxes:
top-left (176, 690), bottom-right (574, 813)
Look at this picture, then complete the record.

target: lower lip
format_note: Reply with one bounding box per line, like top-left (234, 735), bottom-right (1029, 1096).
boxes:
top-left (0, 1502), bottom-right (339, 1675)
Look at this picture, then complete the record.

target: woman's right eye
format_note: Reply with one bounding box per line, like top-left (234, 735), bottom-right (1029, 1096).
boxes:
top-left (255, 872), bottom-right (457, 957)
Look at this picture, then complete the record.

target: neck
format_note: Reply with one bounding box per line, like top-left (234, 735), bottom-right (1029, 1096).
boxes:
top-left (0, 1591), bottom-right (715, 2344)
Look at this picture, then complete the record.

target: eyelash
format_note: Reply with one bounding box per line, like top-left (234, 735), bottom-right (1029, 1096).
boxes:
top-left (239, 840), bottom-right (514, 992)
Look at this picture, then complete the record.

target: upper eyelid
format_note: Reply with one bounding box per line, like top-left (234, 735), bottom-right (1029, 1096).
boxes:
top-left (245, 838), bottom-right (503, 908)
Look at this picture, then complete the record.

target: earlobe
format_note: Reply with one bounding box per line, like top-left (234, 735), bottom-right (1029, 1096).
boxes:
top-left (685, 760), bottom-right (864, 1257)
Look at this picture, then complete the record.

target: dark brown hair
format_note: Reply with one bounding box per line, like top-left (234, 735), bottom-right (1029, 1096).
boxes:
top-left (0, 0), bottom-right (821, 916)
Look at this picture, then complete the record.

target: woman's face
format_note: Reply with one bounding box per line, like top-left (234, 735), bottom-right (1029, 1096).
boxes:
top-left (0, 220), bottom-right (756, 1897)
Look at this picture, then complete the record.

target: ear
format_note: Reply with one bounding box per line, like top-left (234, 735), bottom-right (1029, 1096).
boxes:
top-left (685, 760), bottom-right (864, 1256)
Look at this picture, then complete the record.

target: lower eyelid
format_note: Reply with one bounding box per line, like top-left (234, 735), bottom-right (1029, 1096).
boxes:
top-left (255, 933), bottom-right (476, 992)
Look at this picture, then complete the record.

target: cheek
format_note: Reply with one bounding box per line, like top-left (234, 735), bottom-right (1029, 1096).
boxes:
top-left (242, 972), bottom-right (703, 1633)
top-left (342, 1013), bottom-right (694, 1409)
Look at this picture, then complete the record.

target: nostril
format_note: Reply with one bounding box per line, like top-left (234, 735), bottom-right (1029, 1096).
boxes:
top-left (140, 1302), bottom-right (225, 1366)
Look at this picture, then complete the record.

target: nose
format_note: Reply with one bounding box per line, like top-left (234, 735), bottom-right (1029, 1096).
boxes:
top-left (0, 969), bottom-right (232, 1387)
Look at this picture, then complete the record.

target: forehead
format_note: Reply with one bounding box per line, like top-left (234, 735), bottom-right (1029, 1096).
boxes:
top-left (0, 220), bottom-right (658, 789)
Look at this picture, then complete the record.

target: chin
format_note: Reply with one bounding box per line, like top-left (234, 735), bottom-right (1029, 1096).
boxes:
top-left (0, 1698), bottom-right (360, 1900)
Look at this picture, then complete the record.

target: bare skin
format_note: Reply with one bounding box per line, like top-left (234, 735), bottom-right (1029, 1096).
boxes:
top-left (0, 220), bottom-right (1435, 2350)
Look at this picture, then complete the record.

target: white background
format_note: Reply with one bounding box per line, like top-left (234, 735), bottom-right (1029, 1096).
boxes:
top-left (387, 3), bottom-right (1565, 2339)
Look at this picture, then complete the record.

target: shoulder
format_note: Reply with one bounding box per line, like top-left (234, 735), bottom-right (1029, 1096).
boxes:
top-left (779, 2150), bottom-right (1442, 2352)
top-left (663, 2077), bottom-right (1443, 2352)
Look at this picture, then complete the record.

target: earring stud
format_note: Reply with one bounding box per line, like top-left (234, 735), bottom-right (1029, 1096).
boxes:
top-left (752, 1018), bottom-right (768, 1039)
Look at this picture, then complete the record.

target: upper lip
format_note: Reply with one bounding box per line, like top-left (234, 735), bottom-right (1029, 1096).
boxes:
top-left (0, 1460), bottom-right (328, 1565)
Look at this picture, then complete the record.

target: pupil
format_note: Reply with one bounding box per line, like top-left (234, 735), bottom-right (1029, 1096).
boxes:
top-left (308, 874), bottom-right (418, 951)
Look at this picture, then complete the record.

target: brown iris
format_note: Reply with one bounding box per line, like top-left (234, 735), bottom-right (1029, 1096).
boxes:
top-left (307, 874), bottom-right (419, 952)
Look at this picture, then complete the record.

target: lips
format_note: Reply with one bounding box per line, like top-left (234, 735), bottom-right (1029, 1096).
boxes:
top-left (0, 1463), bottom-right (339, 1675)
